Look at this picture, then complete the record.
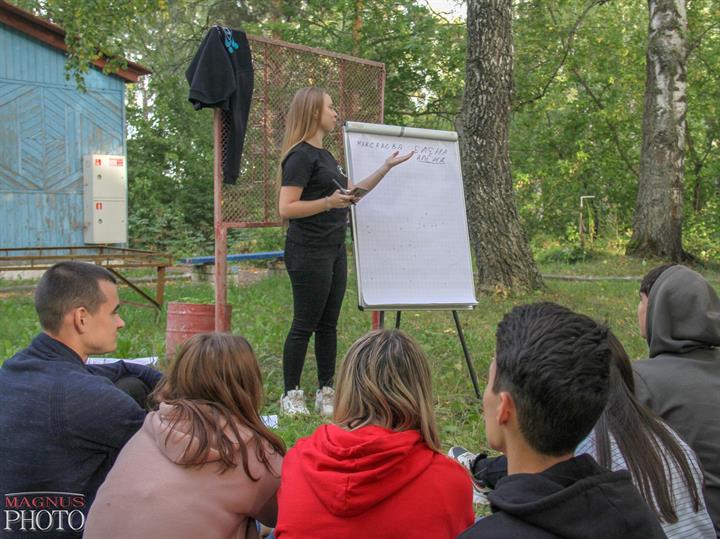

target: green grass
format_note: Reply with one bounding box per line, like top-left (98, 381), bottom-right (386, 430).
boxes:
top-left (1, 254), bottom-right (711, 458)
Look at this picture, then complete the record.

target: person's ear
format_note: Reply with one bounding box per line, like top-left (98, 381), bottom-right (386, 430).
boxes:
top-left (72, 307), bottom-right (89, 334)
top-left (497, 392), bottom-right (515, 426)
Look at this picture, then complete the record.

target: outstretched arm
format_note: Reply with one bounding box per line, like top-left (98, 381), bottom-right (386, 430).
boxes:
top-left (349, 150), bottom-right (414, 192)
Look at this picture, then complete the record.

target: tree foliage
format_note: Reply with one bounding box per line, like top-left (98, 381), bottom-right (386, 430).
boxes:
top-left (13, 0), bottom-right (163, 90)
top-left (509, 0), bottom-right (719, 260)
top-left (13, 0), bottom-right (720, 260)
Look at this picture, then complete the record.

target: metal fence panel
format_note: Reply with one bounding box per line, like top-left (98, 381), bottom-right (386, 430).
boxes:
top-left (219, 35), bottom-right (385, 227)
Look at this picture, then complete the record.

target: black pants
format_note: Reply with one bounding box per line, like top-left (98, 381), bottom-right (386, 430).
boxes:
top-left (473, 455), bottom-right (508, 489)
top-left (282, 238), bottom-right (347, 393)
top-left (114, 376), bottom-right (152, 409)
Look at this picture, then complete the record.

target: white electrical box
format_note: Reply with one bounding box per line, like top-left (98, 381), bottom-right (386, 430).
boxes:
top-left (83, 154), bottom-right (128, 244)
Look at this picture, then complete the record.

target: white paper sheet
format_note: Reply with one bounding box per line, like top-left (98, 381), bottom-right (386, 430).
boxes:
top-left (344, 123), bottom-right (477, 310)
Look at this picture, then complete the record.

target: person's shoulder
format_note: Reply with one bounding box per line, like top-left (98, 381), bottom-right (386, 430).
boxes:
top-left (632, 356), bottom-right (669, 380)
top-left (234, 424), bottom-right (284, 476)
top-left (420, 451), bottom-right (474, 495)
top-left (64, 365), bottom-right (116, 390)
top-left (0, 350), bottom-right (31, 374)
top-left (61, 367), bottom-right (138, 412)
top-left (279, 426), bottom-right (316, 461)
top-left (285, 141), bottom-right (318, 161)
top-left (458, 511), bottom-right (554, 539)
top-left (633, 355), bottom-right (688, 387)
top-left (432, 451), bottom-right (473, 478)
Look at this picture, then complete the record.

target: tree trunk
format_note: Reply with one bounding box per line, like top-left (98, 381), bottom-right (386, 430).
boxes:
top-left (352, 0), bottom-right (363, 56)
top-left (457, 0), bottom-right (543, 292)
top-left (627, 0), bottom-right (688, 261)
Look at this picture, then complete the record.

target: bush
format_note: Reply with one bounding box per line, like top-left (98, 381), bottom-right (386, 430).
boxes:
top-left (684, 198), bottom-right (720, 263)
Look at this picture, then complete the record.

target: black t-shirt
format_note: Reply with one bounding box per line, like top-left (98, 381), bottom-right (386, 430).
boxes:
top-left (281, 142), bottom-right (349, 246)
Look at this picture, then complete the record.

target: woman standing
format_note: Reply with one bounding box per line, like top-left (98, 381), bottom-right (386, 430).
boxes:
top-left (278, 87), bottom-right (412, 416)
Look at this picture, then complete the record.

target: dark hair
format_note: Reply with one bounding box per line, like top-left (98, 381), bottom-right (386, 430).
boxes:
top-left (35, 262), bottom-right (117, 333)
top-left (149, 333), bottom-right (285, 476)
top-left (594, 332), bottom-right (701, 523)
top-left (639, 264), bottom-right (676, 296)
top-left (493, 302), bottom-right (610, 456)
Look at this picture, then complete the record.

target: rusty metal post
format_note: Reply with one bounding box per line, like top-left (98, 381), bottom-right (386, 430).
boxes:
top-left (370, 65), bottom-right (387, 331)
top-left (213, 110), bottom-right (230, 331)
top-left (156, 265), bottom-right (165, 306)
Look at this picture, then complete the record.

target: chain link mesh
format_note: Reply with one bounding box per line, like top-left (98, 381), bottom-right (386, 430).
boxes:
top-left (220, 36), bottom-right (385, 226)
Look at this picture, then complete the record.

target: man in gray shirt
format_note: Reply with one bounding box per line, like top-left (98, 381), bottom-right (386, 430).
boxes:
top-left (634, 264), bottom-right (720, 536)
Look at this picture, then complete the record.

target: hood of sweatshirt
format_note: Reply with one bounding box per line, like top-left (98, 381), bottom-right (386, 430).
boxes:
top-left (144, 402), bottom-right (246, 465)
top-left (487, 454), bottom-right (664, 538)
top-left (291, 424), bottom-right (434, 518)
top-left (646, 265), bottom-right (720, 357)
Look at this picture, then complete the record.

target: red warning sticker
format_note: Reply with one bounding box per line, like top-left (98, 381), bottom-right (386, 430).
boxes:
top-left (95, 159), bottom-right (102, 166)
top-left (109, 158), bottom-right (124, 167)
top-left (96, 202), bottom-right (103, 210)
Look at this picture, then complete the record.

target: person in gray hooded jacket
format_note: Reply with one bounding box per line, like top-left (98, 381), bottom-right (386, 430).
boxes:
top-left (634, 264), bottom-right (720, 536)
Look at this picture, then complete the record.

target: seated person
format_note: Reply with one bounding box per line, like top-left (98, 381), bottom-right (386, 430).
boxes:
top-left (458, 302), bottom-right (665, 538)
top-left (274, 329), bottom-right (474, 538)
top-left (0, 262), bottom-right (162, 537)
top-left (453, 330), bottom-right (715, 538)
top-left (84, 333), bottom-right (284, 539)
top-left (634, 264), bottom-right (720, 534)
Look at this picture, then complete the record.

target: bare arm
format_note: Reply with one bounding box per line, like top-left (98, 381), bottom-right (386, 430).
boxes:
top-left (349, 150), bottom-right (415, 192)
top-left (278, 186), bottom-right (355, 219)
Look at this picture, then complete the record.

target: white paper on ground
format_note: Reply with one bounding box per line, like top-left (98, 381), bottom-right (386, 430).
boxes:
top-left (87, 356), bottom-right (158, 366)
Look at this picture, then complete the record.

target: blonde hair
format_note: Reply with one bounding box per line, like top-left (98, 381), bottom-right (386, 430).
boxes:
top-left (276, 87), bottom-right (327, 221)
top-left (280, 86), bottom-right (327, 159)
top-left (150, 333), bottom-right (285, 475)
top-left (333, 329), bottom-right (441, 451)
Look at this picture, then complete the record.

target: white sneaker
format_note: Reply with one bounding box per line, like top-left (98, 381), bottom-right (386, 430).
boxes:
top-left (280, 389), bottom-right (309, 415)
top-left (315, 386), bottom-right (335, 418)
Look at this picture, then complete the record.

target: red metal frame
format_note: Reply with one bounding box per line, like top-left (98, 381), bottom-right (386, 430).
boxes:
top-left (373, 65), bottom-right (385, 330)
top-left (246, 33), bottom-right (385, 69)
top-left (211, 37), bottom-right (385, 330)
top-left (213, 110), bottom-right (229, 331)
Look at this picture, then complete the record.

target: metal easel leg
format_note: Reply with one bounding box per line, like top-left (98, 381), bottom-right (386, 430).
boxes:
top-left (452, 310), bottom-right (481, 399)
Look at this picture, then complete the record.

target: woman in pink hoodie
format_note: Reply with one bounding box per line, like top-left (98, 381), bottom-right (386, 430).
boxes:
top-left (274, 329), bottom-right (474, 538)
top-left (84, 333), bottom-right (285, 539)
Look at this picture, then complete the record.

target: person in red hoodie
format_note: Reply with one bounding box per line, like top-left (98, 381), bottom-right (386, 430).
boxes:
top-left (274, 329), bottom-right (474, 538)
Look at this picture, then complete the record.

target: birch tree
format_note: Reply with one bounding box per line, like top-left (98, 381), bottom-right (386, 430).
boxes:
top-left (627, 0), bottom-right (689, 260)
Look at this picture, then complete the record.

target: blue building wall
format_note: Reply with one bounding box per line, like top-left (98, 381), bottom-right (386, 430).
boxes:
top-left (0, 24), bottom-right (126, 248)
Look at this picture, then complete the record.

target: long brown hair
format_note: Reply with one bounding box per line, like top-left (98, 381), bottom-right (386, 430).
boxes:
top-left (334, 329), bottom-right (441, 450)
top-left (594, 332), bottom-right (701, 523)
top-left (150, 333), bottom-right (285, 476)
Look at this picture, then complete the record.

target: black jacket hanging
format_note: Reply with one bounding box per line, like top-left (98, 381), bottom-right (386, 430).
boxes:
top-left (186, 26), bottom-right (254, 184)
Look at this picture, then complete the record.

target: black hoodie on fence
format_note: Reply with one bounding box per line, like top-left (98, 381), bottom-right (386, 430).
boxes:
top-left (633, 265), bottom-right (720, 536)
top-left (457, 454), bottom-right (666, 539)
top-left (186, 26), bottom-right (253, 184)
